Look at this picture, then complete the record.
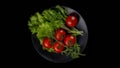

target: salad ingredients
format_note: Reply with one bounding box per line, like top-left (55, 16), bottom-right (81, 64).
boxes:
top-left (28, 5), bottom-right (85, 59)
top-left (64, 35), bottom-right (76, 47)
top-left (28, 6), bottom-right (67, 38)
top-left (62, 43), bottom-right (85, 59)
top-left (53, 42), bottom-right (64, 53)
top-left (55, 29), bottom-right (66, 41)
top-left (43, 37), bottom-right (52, 48)
top-left (66, 15), bottom-right (78, 27)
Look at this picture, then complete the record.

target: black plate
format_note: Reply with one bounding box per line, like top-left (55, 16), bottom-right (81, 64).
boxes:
top-left (31, 6), bottom-right (88, 63)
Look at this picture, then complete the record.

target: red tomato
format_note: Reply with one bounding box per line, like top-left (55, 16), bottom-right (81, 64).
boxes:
top-left (42, 37), bottom-right (52, 48)
top-left (64, 35), bottom-right (76, 46)
top-left (66, 15), bottom-right (78, 27)
top-left (53, 42), bottom-right (64, 53)
top-left (55, 29), bottom-right (66, 41)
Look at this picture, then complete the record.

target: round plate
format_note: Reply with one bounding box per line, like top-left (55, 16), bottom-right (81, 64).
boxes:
top-left (31, 6), bottom-right (88, 63)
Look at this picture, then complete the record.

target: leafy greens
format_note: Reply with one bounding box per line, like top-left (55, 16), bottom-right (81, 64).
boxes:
top-left (28, 5), bottom-right (84, 59)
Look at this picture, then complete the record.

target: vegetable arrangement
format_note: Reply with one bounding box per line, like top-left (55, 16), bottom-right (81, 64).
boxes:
top-left (28, 5), bottom-right (85, 59)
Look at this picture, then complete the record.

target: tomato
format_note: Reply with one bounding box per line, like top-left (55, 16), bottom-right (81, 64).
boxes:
top-left (42, 37), bottom-right (52, 48)
top-left (55, 29), bottom-right (66, 41)
top-left (66, 15), bottom-right (78, 27)
top-left (53, 42), bottom-right (64, 53)
top-left (64, 35), bottom-right (76, 46)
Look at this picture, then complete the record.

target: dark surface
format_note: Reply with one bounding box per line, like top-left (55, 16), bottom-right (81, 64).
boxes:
top-left (2, 0), bottom-right (113, 66)
top-left (8, 0), bottom-right (94, 64)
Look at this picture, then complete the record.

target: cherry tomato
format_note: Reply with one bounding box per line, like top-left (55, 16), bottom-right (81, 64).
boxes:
top-left (53, 42), bottom-right (64, 53)
top-left (42, 37), bottom-right (52, 48)
top-left (64, 35), bottom-right (76, 46)
top-left (55, 29), bottom-right (66, 41)
top-left (66, 15), bottom-right (78, 27)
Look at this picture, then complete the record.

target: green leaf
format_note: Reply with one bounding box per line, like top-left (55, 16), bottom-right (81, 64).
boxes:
top-left (47, 9), bottom-right (58, 19)
top-left (52, 20), bottom-right (64, 29)
top-left (36, 22), bottom-right (54, 39)
top-left (61, 43), bottom-right (82, 59)
top-left (42, 9), bottom-right (54, 21)
top-left (55, 5), bottom-right (67, 19)
top-left (36, 12), bottom-right (45, 24)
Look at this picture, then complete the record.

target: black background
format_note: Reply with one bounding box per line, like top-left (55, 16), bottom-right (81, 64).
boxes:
top-left (2, 0), bottom-right (115, 67)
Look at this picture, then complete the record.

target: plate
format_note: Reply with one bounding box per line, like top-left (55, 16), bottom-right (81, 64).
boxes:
top-left (31, 6), bottom-right (88, 63)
